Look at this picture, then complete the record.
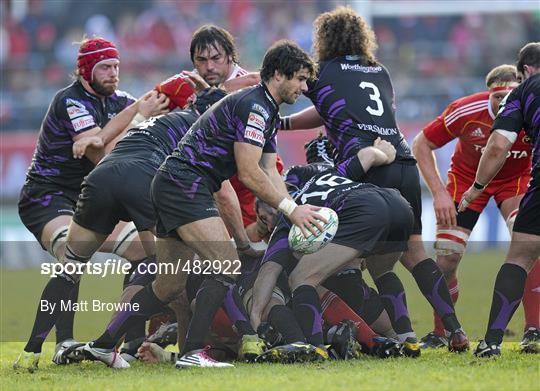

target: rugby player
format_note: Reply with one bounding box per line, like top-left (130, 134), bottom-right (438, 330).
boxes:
top-left (59, 26), bottom-right (266, 369)
top-left (250, 139), bottom-right (412, 356)
top-left (14, 37), bottom-right (169, 372)
top-left (65, 89), bottom-right (231, 369)
top-left (150, 40), bottom-right (322, 368)
top-left (279, 6), bottom-right (468, 352)
top-left (413, 65), bottom-right (540, 349)
top-left (457, 42), bottom-right (540, 357)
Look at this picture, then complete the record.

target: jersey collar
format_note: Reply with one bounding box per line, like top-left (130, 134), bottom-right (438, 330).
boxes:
top-left (261, 82), bottom-right (279, 111)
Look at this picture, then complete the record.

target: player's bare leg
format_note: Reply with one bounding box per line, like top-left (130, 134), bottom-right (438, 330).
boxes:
top-left (421, 225), bottom-right (471, 348)
top-left (174, 217), bottom-right (248, 368)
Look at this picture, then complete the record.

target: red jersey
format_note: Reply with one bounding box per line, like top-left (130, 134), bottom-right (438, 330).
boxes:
top-left (423, 91), bottom-right (531, 180)
top-left (230, 156), bottom-right (284, 227)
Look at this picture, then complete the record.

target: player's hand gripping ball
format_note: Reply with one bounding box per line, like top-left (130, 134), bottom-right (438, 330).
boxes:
top-left (288, 207), bottom-right (339, 254)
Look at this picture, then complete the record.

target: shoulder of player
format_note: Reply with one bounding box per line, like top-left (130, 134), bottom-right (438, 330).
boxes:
top-left (52, 82), bottom-right (98, 118)
top-left (232, 85), bottom-right (275, 120)
top-left (444, 92), bottom-right (489, 119)
top-left (111, 89), bottom-right (136, 103)
top-left (163, 109), bottom-right (198, 126)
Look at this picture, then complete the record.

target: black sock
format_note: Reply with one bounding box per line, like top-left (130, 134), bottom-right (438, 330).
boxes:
top-left (182, 278), bottom-right (229, 355)
top-left (267, 305), bottom-right (306, 343)
top-left (411, 258), bottom-right (461, 332)
top-left (323, 269), bottom-right (385, 324)
top-left (223, 286), bottom-right (255, 336)
top-left (291, 285), bottom-right (323, 346)
top-left (374, 272), bottom-right (414, 338)
top-left (126, 256), bottom-right (157, 287)
top-left (121, 260), bottom-right (150, 346)
top-left (485, 263), bottom-right (528, 344)
top-left (55, 281), bottom-right (80, 343)
top-left (323, 270), bottom-right (366, 314)
top-left (124, 320), bottom-right (146, 344)
top-left (24, 275), bottom-right (76, 353)
top-left (93, 284), bottom-right (166, 349)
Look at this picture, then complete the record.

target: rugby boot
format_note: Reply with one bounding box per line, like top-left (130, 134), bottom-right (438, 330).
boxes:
top-left (520, 327), bottom-right (540, 353)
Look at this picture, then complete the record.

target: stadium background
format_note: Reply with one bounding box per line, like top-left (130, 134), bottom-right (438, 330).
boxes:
top-left (1, 0), bottom-right (539, 262)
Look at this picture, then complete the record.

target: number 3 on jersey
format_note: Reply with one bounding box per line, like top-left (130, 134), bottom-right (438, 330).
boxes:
top-left (359, 82), bottom-right (384, 116)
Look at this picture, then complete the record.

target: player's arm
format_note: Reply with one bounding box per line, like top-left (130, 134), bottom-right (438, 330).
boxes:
top-left (222, 73), bottom-right (261, 92)
top-left (213, 180), bottom-right (252, 250)
top-left (234, 142), bottom-right (324, 237)
top-left (335, 138), bottom-right (396, 182)
top-left (458, 90), bottom-right (523, 212)
top-left (259, 152), bottom-right (289, 199)
top-left (413, 131), bottom-right (457, 226)
top-left (458, 132), bottom-right (513, 212)
top-left (250, 260), bottom-right (283, 330)
top-left (475, 131), bottom-right (514, 185)
top-left (280, 106), bottom-right (324, 131)
top-left (358, 138), bottom-right (396, 169)
top-left (72, 91), bottom-right (169, 160)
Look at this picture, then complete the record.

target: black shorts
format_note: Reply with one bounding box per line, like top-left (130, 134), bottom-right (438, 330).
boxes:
top-left (18, 182), bottom-right (78, 248)
top-left (151, 166), bottom-right (219, 238)
top-left (73, 160), bottom-right (156, 235)
top-left (513, 176), bottom-right (540, 236)
top-left (362, 161), bottom-right (422, 235)
top-left (332, 187), bottom-right (413, 256)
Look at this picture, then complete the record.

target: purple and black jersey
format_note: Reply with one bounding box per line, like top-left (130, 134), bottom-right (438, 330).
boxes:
top-left (493, 74), bottom-right (540, 178)
top-left (285, 162), bottom-right (374, 213)
top-left (263, 163), bottom-right (377, 273)
top-left (104, 109), bottom-right (198, 167)
top-left (161, 84), bottom-right (279, 192)
top-left (304, 56), bottom-right (413, 162)
top-left (25, 81), bottom-right (135, 192)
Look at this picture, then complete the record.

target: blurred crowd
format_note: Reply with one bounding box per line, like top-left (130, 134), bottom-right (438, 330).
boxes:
top-left (1, 0), bottom-right (539, 130)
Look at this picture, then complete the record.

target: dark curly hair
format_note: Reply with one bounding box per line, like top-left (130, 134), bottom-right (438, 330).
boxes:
top-left (313, 6), bottom-right (378, 64)
top-left (260, 40), bottom-right (316, 82)
top-left (190, 25), bottom-right (238, 64)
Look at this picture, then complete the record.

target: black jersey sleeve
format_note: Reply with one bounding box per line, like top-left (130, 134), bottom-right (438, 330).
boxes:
top-left (492, 85), bottom-right (525, 135)
top-left (334, 154), bottom-right (366, 182)
top-left (235, 99), bottom-right (276, 151)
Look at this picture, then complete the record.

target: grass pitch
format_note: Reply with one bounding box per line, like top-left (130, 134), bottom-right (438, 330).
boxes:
top-left (1, 249), bottom-right (539, 390)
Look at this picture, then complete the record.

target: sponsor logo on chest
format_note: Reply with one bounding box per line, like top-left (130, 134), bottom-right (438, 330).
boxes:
top-left (472, 144), bottom-right (529, 159)
top-left (471, 127), bottom-right (484, 138)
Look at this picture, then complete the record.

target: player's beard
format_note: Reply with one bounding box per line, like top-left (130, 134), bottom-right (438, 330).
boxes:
top-left (90, 79), bottom-right (117, 97)
top-left (280, 86), bottom-right (299, 104)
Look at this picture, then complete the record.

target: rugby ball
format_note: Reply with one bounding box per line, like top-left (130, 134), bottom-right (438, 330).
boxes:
top-left (288, 207), bottom-right (339, 254)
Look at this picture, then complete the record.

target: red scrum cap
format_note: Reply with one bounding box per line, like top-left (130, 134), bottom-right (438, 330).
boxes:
top-left (155, 73), bottom-right (195, 111)
top-left (77, 37), bottom-right (119, 82)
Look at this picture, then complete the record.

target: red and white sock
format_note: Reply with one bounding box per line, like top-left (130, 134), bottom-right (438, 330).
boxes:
top-left (523, 258), bottom-right (540, 330)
